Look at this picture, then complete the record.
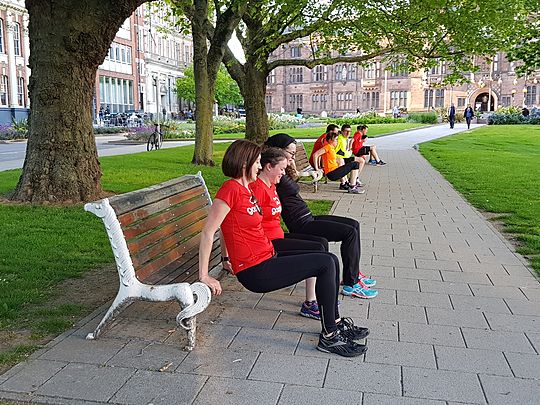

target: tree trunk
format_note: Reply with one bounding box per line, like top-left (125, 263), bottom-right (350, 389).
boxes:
top-left (243, 60), bottom-right (269, 144)
top-left (11, 0), bottom-right (143, 203)
top-left (191, 0), bottom-right (215, 165)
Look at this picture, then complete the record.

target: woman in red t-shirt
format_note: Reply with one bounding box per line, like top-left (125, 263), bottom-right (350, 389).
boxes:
top-left (199, 140), bottom-right (368, 357)
top-left (251, 147), bottom-right (330, 320)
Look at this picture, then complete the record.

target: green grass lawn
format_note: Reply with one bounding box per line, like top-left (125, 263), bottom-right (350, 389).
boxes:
top-left (421, 125), bottom-right (540, 274)
top-left (0, 143), bottom-right (332, 368)
top-left (213, 122), bottom-right (427, 140)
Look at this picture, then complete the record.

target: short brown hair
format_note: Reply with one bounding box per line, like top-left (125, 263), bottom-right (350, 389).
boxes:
top-left (222, 139), bottom-right (261, 179)
top-left (325, 131), bottom-right (338, 142)
top-left (261, 147), bottom-right (288, 168)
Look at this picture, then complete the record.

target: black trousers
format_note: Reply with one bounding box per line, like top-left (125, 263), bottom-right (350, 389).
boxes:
top-left (288, 215), bottom-right (361, 287)
top-left (326, 161), bottom-right (360, 182)
top-left (466, 117), bottom-right (472, 128)
top-left (236, 250), bottom-right (340, 334)
top-left (272, 233), bottom-right (329, 252)
top-left (449, 118), bottom-right (455, 128)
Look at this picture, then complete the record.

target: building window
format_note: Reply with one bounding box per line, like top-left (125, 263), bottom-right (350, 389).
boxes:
top-left (312, 94), bottom-right (319, 110)
top-left (289, 67), bottom-right (303, 83)
top-left (389, 62), bottom-right (408, 78)
top-left (391, 90), bottom-right (407, 108)
top-left (424, 89), bottom-right (434, 108)
top-left (337, 92), bottom-right (353, 110)
top-left (13, 22), bottom-right (21, 56)
top-left (335, 65), bottom-right (344, 81)
top-left (457, 97), bottom-right (466, 108)
top-left (289, 94), bottom-right (302, 111)
top-left (435, 89), bottom-right (445, 107)
top-left (363, 91), bottom-right (379, 110)
top-left (525, 85), bottom-right (537, 106)
top-left (0, 19), bottom-right (4, 53)
top-left (17, 77), bottom-right (25, 106)
top-left (267, 69), bottom-right (276, 84)
top-left (265, 95), bottom-right (272, 111)
top-left (290, 46), bottom-right (301, 58)
top-left (493, 53), bottom-right (499, 72)
top-left (347, 64), bottom-right (356, 80)
top-left (320, 94), bottom-right (327, 110)
top-left (501, 95), bottom-right (512, 107)
top-left (364, 63), bottom-right (377, 79)
top-left (0, 75), bottom-right (8, 105)
top-left (99, 76), bottom-right (134, 113)
top-left (313, 65), bottom-right (327, 82)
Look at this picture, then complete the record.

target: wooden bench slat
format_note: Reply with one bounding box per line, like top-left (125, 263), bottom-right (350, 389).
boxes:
top-left (124, 199), bottom-right (209, 241)
top-left (118, 186), bottom-right (207, 228)
top-left (109, 175), bottom-right (205, 216)
top-left (131, 220), bottom-right (205, 268)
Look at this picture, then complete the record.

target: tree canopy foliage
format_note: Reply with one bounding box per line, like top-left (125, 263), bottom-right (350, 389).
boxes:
top-left (175, 64), bottom-right (243, 106)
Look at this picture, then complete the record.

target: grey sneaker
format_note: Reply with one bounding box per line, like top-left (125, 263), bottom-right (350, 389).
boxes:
top-left (317, 330), bottom-right (367, 357)
top-left (348, 186), bottom-right (365, 194)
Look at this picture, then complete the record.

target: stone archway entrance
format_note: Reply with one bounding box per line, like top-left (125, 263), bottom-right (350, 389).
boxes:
top-left (474, 92), bottom-right (495, 112)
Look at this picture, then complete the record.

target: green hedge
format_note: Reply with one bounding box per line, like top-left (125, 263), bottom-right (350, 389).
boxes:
top-left (407, 112), bottom-right (438, 124)
top-left (331, 116), bottom-right (406, 125)
top-left (487, 113), bottom-right (540, 125)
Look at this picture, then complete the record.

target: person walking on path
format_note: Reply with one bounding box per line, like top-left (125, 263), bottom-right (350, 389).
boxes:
top-left (464, 104), bottom-right (475, 129)
top-left (448, 103), bottom-right (456, 129)
top-left (265, 134), bottom-right (378, 299)
top-left (198, 139), bottom-right (369, 357)
top-left (250, 147), bottom-right (330, 320)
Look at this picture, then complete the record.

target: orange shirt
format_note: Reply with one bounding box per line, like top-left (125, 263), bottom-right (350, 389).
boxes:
top-left (321, 143), bottom-right (339, 174)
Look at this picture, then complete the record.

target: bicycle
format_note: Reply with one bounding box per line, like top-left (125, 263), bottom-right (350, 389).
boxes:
top-left (146, 124), bottom-right (163, 151)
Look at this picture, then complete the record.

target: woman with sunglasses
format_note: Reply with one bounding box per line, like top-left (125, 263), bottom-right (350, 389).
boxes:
top-left (264, 133), bottom-right (378, 299)
top-left (199, 139), bottom-right (368, 357)
top-left (250, 147), bottom-right (330, 320)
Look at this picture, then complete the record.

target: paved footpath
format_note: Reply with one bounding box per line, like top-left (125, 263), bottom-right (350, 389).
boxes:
top-left (1, 124), bottom-right (540, 404)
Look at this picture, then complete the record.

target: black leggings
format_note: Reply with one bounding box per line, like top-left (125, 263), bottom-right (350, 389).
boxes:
top-left (236, 250), bottom-right (340, 334)
top-left (326, 161), bottom-right (359, 182)
top-left (272, 233), bottom-right (329, 252)
top-left (289, 215), bottom-right (360, 287)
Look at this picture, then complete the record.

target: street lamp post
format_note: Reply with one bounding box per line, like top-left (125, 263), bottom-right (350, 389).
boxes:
top-left (153, 74), bottom-right (160, 133)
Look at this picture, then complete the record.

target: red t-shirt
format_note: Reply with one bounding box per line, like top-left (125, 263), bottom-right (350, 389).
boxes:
top-left (215, 179), bottom-right (275, 274)
top-left (249, 178), bottom-right (284, 241)
top-left (309, 133), bottom-right (327, 167)
top-left (351, 131), bottom-right (366, 156)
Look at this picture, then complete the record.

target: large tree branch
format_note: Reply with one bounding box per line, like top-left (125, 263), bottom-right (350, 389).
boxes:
top-left (222, 46), bottom-right (246, 93)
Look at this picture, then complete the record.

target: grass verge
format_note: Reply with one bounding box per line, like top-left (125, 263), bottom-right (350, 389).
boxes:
top-left (0, 142), bottom-right (332, 370)
top-left (420, 125), bottom-right (540, 274)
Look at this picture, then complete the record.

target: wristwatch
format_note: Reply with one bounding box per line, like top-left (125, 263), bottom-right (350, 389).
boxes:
top-left (221, 256), bottom-right (230, 262)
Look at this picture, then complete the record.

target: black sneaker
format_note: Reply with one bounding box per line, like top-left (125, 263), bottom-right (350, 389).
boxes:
top-left (337, 317), bottom-right (370, 340)
top-left (317, 330), bottom-right (367, 357)
top-left (377, 160), bottom-right (387, 166)
top-left (339, 182), bottom-right (351, 190)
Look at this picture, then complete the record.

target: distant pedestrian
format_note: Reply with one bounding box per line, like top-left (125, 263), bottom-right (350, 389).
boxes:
top-left (464, 104), bottom-right (474, 129)
top-left (392, 105), bottom-right (400, 118)
top-left (448, 103), bottom-right (456, 129)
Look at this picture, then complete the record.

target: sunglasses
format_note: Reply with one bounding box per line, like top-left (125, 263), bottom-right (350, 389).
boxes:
top-left (250, 194), bottom-right (263, 215)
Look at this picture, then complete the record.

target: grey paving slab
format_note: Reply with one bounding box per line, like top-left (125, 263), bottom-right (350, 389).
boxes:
top-left (419, 280), bottom-right (472, 296)
top-left (394, 267), bottom-right (443, 281)
top-left (461, 328), bottom-right (536, 353)
top-left (249, 352), bottom-right (328, 387)
top-left (363, 393), bottom-right (445, 405)
top-left (426, 307), bottom-right (488, 328)
top-left (484, 312), bottom-right (540, 333)
top-left (434, 346), bottom-right (512, 376)
top-left (37, 336), bottom-right (126, 365)
top-left (165, 323), bottom-right (240, 348)
top-left (362, 265), bottom-right (395, 278)
top-left (325, 360), bottom-right (401, 395)
top-left (36, 363), bottom-right (135, 402)
top-left (504, 352), bottom-right (540, 379)
top-left (525, 332), bottom-right (540, 353)
top-left (488, 274), bottom-right (540, 288)
top-left (402, 366), bottom-right (485, 403)
top-left (503, 264), bottom-right (537, 277)
top-left (279, 385), bottom-right (361, 405)
top-left (450, 295), bottom-right (511, 314)
top-left (196, 377), bottom-right (282, 405)
top-left (111, 370), bottom-right (207, 405)
top-left (105, 339), bottom-right (189, 371)
top-left (399, 322), bottom-right (465, 347)
top-left (470, 284), bottom-right (527, 300)
top-left (179, 347), bottom-right (259, 378)
top-left (504, 298), bottom-right (540, 316)
top-left (365, 339), bottom-right (436, 369)
top-left (228, 327), bottom-right (301, 354)
top-left (0, 359), bottom-right (66, 394)
top-left (521, 287), bottom-right (540, 301)
top-left (397, 291), bottom-right (452, 309)
top-left (370, 276), bottom-right (420, 292)
top-left (440, 271), bottom-right (492, 285)
top-left (480, 374), bottom-right (540, 404)
top-left (369, 302), bottom-right (427, 324)
top-left (415, 259), bottom-right (461, 272)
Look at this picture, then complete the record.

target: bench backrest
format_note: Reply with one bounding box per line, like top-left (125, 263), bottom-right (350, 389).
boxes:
top-left (91, 173), bottom-right (221, 286)
top-left (295, 142), bottom-right (311, 171)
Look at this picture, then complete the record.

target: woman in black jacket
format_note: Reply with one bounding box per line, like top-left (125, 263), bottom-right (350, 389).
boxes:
top-left (264, 133), bottom-right (378, 300)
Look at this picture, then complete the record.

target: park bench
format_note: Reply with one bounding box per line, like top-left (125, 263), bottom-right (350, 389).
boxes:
top-left (84, 172), bottom-right (221, 350)
top-left (295, 141), bottom-right (324, 192)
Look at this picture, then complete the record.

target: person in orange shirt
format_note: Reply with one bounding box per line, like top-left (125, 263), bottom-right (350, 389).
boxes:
top-left (312, 132), bottom-right (363, 194)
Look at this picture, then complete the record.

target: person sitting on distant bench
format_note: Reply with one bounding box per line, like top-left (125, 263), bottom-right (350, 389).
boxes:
top-left (351, 125), bottom-right (387, 166)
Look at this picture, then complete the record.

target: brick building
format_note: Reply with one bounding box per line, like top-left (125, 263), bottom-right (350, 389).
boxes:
top-left (265, 41), bottom-right (538, 116)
